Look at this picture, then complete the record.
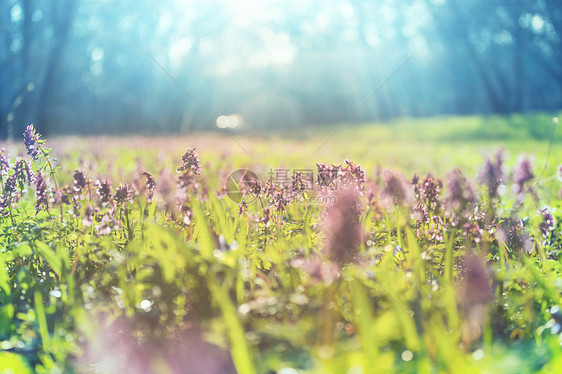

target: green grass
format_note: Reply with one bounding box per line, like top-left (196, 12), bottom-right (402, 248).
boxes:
top-left (0, 113), bottom-right (561, 373)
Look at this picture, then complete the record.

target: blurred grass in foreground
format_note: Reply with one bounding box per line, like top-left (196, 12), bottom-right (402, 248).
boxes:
top-left (0, 113), bottom-right (561, 373)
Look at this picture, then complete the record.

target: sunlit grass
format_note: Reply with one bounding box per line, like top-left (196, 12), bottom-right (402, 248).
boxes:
top-left (1, 114), bottom-right (560, 373)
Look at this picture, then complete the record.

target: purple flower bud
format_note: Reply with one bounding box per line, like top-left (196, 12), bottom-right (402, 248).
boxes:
top-left (0, 195), bottom-right (9, 216)
top-left (249, 179), bottom-right (262, 196)
top-left (14, 158), bottom-right (34, 187)
top-left (176, 170), bottom-right (199, 205)
top-left (443, 168), bottom-right (476, 219)
top-left (0, 172), bottom-right (18, 215)
top-left (95, 179), bottom-right (113, 205)
top-left (238, 201), bottom-right (248, 216)
top-left (82, 205), bottom-right (98, 227)
top-left (114, 183), bottom-right (134, 204)
top-left (23, 124), bottom-right (41, 160)
top-left (35, 171), bottom-right (49, 212)
top-left (266, 186), bottom-right (288, 212)
top-left (512, 156), bottom-right (534, 196)
top-left (340, 159), bottom-right (365, 193)
top-left (538, 206), bottom-right (555, 239)
top-left (411, 202), bottom-right (430, 233)
top-left (316, 163), bottom-right (339, 191)
top-left (177, 148), bottom-right (201, 175)
top-left (2, 173), bottom-right (18, 209)
top-left (142, 172), bottom-right (156, 203)
top-left (95, 210), bottom-right (120, 236)
top-left (156, 169), bottom-right (175, 212)
top-left (462, 222), bottom-right (484, 244)
top-left (497, 217), bottom-right (533, 254)
top-left (0, 149), bottom-right (9, 176)
top-left (429, 215), bottom-right (446, 242)
top-left (54, 185), bottom-right (73, 206)
top-left (73, 170), bottom-right (87, 193)
top-left (291, 172), bottom-right (307, 196)
top-left (477, 150), bottom-right (505, 199)
top-left (413, 173), bottom-right (442, 211)
top-left (381, 169), bottom-right (413, 208)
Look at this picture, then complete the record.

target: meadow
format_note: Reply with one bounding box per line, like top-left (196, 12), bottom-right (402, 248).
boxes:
top-left (0, 113), bottom-right (561, 373)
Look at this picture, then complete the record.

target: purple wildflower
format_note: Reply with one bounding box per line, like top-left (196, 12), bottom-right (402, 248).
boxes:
top-left (54, 185), bottom-right (74, 206)
top-left (512, 156), bottom-right (534, 196)
top-left (35, 171), bottom-right (49, 212)
top-left (477, 150), bottom-right (505, 199)
top-left (0, 173), bottom-right (17, 215)
top-left (82, 205), bottom-right (98, 227)
top-left (114, 183), bottom-right (134, 205)
top-left (340, 159), bottom-right (365, 193)
top-left (156, 169), bottom-right (175, 212)
top-left (181, 208), bottom-right (192, 225)
top-left (176, 150), bottom-right (201, 204)
top-left (95, 179), bottom-right (113, 205)
top-left (497, 217), bottom-right (533, 254)
top-left (316, 163), bottom-right (339, 191)
top-left (557, 164), bottom-right (562, 182)
top-left (0, 149), bottom-right (9, 176)
top-left (249, 179), bottom-right (262, 196)
top-left (14, 158), bottom-right (33, 187)
top-left (238, 201), bottom-right (248, 216)
top-left (538, 207), bottom-right (555, 240)
top-left (429, 215), bottom-right (447, 242)
top-left (73, 170), bottom-right (87, 193)
top-left (176, 170), bottom-right (199, 200)
top-left (458, 255), bottom-right (492, 344)
top-left (324, 188), bottom-right (362, 265)
top-left (443, 169), bottom-right (476, 226)
top-left (267, 186), bottom-right (288, 212)
top-left (413, 173), bottom-right (442, 211)
top-left (4, 173), bottom-right (17, 194)
top-left (95, 210), bottom-right (120, 236)
top-left (0, 196), bottom-right (9, 216)
top-left (291, 172), bottom-right (307, 196)
top-left (366, 185), bottom-right (383, 221)
top-left (411, 202), bottom-right (430, 234)
top-left (158, 169), bottom-right (173, 197)
top-left (23, 124), bottom-right (41, 160)
top-left (258, 206), bottom-right (271, 225)
top-left (443, 169), bottom-right (476, 213)
top-left (462, 222), bottom-right (484, 244)
top-left (177, 148), bottom-right (201, 175)
top-left (142, 172), bottom-right (156, 203)
top-left (2, 173), bottom-right (18, 207)
top-left (381, 169), bottom-right (413, 208)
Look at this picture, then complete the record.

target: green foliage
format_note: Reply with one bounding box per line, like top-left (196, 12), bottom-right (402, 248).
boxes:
top-left (0, 120), bottom-right (561, 373)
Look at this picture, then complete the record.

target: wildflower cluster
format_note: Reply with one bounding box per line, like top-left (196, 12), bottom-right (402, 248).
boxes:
top-left (177, 147), bottom-right (201, 175)
top-left (0, 149), bottom-right (36, 215)
top-left (477, 150), bottom-right (504, 199)
top-left (381, 168), bottom-right (412, 207)
top-left (142, 172), bottom-right (156, 203)
top-left (23, 124), bottom-right (42, 160)
top-left (443, 168), bottom-right (476, 222)
top-left (0, 148), bottom-right (10, 176)
top-left (316, 160), bottom-right (365, 192)
top-left (1, 124), bottom-right (561, 374)
top-left (35, 171), bottom-right (49, 212)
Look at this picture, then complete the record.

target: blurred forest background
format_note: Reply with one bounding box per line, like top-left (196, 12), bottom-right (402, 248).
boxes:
top-left (1, 0), bottom-right (562, 138)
